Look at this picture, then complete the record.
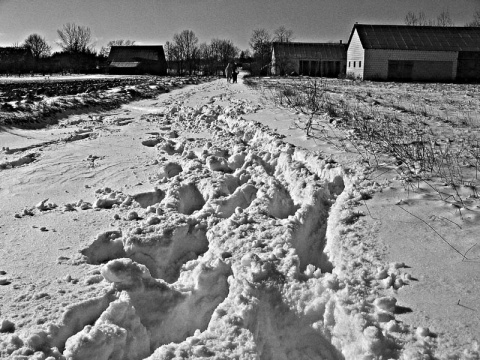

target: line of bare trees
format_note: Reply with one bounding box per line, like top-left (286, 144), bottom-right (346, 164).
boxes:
top-left (405, 10), bottom-right (454, 27)
top-left (404, 9), bottom-right (480, 27)
top-left (1, 23), bottom-right (107, 75)
top-left (164, 30), bottom-right (241, 76)
top-left (3, 23), bottom-right (246, 77)
top-left (163, 26), bottom-right (295, 76)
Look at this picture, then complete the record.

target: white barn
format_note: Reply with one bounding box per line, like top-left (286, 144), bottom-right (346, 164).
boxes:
top-left (347, 24), bottom-right (480, 82)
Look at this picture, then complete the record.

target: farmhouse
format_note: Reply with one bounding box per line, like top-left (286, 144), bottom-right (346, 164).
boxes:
top-left (271, 42), bottom-right (347, 77)
top-left (108, 45), bottom-right (167, 75)
top-left (347, 24), bottom-right (480, 82)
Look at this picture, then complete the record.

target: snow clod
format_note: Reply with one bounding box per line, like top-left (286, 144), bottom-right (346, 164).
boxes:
top-left (374, 296), bottom-right (397, 313)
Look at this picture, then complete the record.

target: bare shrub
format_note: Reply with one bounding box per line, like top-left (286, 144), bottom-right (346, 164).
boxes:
top-left (266, 78), bottom-right (480, 204)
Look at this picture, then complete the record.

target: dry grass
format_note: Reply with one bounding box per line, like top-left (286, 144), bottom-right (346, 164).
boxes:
top-left (250, 77), bottom-right (480, 205)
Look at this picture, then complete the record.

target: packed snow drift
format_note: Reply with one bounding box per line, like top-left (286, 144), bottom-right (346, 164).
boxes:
top-left (1, 74), bottom-right (479, 360)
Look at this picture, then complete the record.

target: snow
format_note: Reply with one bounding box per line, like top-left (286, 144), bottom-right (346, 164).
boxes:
top-left (0, 73), bottom-right (479, 359)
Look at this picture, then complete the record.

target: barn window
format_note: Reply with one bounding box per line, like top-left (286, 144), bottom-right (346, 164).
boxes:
top-left (348, 61), bottom-right (351, 68)
top-left (359, 61), bottom-right (362, 68)
top-left (353, 61), bottom-right (356, 68)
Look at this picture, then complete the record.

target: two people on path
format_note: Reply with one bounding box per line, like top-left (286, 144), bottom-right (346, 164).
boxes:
top-left (226, 62), bottom-right (238, 83)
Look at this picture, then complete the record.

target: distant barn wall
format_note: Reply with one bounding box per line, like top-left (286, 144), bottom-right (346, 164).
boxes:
top-left (108, 45), bottom-right (167, 75)
top-left (364, 49), bottom-right (457, 81)
top-left (271, 42), bottom-right (346, 77)
top-left (347, 24), bottom-right (480, 82)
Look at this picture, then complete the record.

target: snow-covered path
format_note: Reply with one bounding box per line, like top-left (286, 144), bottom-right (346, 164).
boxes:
top-left (0, 74), bottom-right (479, 359)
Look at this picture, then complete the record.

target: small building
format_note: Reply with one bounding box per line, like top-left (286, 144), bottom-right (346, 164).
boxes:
top-left (347, 24), bottom-right (480, 82)
top-left (48, 51), bottom-right (98, 74)
top-left (0, 47), bottom-right (34, 74)
top-left (108, 45), bottom-right (167, 75)
top-left (271, 42), bottom-right (347, 77)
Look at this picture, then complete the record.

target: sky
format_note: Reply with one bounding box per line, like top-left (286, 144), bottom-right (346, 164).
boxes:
top-left (0, 0), bottom-right (479, 53)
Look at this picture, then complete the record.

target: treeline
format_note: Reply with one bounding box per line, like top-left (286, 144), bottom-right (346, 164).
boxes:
top-left (404, 9), bottom-right (480, 27)
top-left (0, 23), bottom-right (108, 75)
top-left (0, 47), bottom-right (103, 76)
top-left (160, 25), bottom-right (294, 76)
top-left (1, 22), bottom-right (295, 77)
top-left (0, 23), bottom-right (250, 77)
top-left (164, 30), bottom-right (244, 76)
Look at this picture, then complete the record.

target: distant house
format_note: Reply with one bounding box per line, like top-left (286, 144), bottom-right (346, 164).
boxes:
top-left (0, 47), bottom-right (34, 74)
top-left (347, 24), bottom-right (480, 82)
top-left (271, 42), bottom-right (347, 77)
top-left (108, 45), bottom-right (167, 75)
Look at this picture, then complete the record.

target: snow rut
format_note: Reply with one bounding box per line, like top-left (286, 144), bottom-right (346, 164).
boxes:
top-left (19, 95), bottom-right (352, 360)
top-left (0, 152), bottom-right (38, 170)
top-left (245, 288), bottom-right (344, 360)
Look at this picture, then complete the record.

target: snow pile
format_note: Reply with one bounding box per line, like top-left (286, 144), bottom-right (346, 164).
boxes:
top-left (63, 258), bottom-right (230, 360)
top-left (0, 84), bottom-right (454, 359)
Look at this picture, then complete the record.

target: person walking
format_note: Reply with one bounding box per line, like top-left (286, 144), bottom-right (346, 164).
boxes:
top-left (225, 63), bottom-right (232, 83)
top-left (232, 63), bottom-right (238, 83)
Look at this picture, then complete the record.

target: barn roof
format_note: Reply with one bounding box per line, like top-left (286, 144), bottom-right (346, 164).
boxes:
top-left (108, 45), bottom-right (165, 62)
top-left (349, 24), bottom-right (480, 52)
top-left (109, 62), bottom-right (142, 68)
top-left (272, 42), bottom-right (347, 60)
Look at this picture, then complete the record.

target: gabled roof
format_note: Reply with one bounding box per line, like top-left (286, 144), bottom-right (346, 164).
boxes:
top-left (108, 45), bottom-right (166, 62)
top-left (272, 42), bottom-right (346, 60)
top-left (348, 24), bottom-right (480, 52)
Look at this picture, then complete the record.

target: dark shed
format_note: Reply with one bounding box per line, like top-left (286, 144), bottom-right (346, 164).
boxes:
top-left (0, 47), bottom-right (34, 74)
top-left (271, 42), bottom-right (347, 77)
top-left (108, 45), bottom-right (167, 75)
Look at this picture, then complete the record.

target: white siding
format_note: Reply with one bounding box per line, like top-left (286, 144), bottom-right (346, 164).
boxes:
top-left (346, 29), bottom-right (365, 78)
top-left (364, 49), bottom-right (458, 80)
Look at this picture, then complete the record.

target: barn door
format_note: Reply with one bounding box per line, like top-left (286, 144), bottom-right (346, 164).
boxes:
top-left (457, 51), bottom-right (480, 82)
top-left (388, 60), bottom-right (413, 80)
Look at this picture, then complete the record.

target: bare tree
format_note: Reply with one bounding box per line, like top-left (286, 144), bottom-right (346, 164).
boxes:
top-left (212, 39), bottom-right (239, 73)
top-left (249, 28), bottom-right (272, 75)
top-left (199, 42), bottom-right (216, 75)
top-left (173, 30), bottom-right (199, 75)
top-left (437, 10), bottom-right (454, 27)
top-left (165, 40), bottom-right (182, 74)
top-left (420, 12), bottom-right (436, 26)
top-left (405, 10), bottom-right (453, 27)
top-left (100, 39), bottom-right (135, 57)
top-left (405, 11), bottom-right (429, 25)
top-left (56, 23), bottom-right (93, 53)
top-left (23, 33), bottom-right (51, 60)
top-left (273, 26), bottom-right (294, 43)
top-left (240, 49), bottom-right (252, 60)
top-left (466, 10), bottom-right (480, 27)
top-left (404, 11), bottom-right (418, 26)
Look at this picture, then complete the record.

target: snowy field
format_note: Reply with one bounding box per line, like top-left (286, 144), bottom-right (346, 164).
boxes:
top-left (0, 73), bottom-right (479, 359)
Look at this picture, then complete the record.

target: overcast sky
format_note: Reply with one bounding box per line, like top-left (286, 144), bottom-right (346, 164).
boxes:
top-left (0, 0), bottom-right (479, 52)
